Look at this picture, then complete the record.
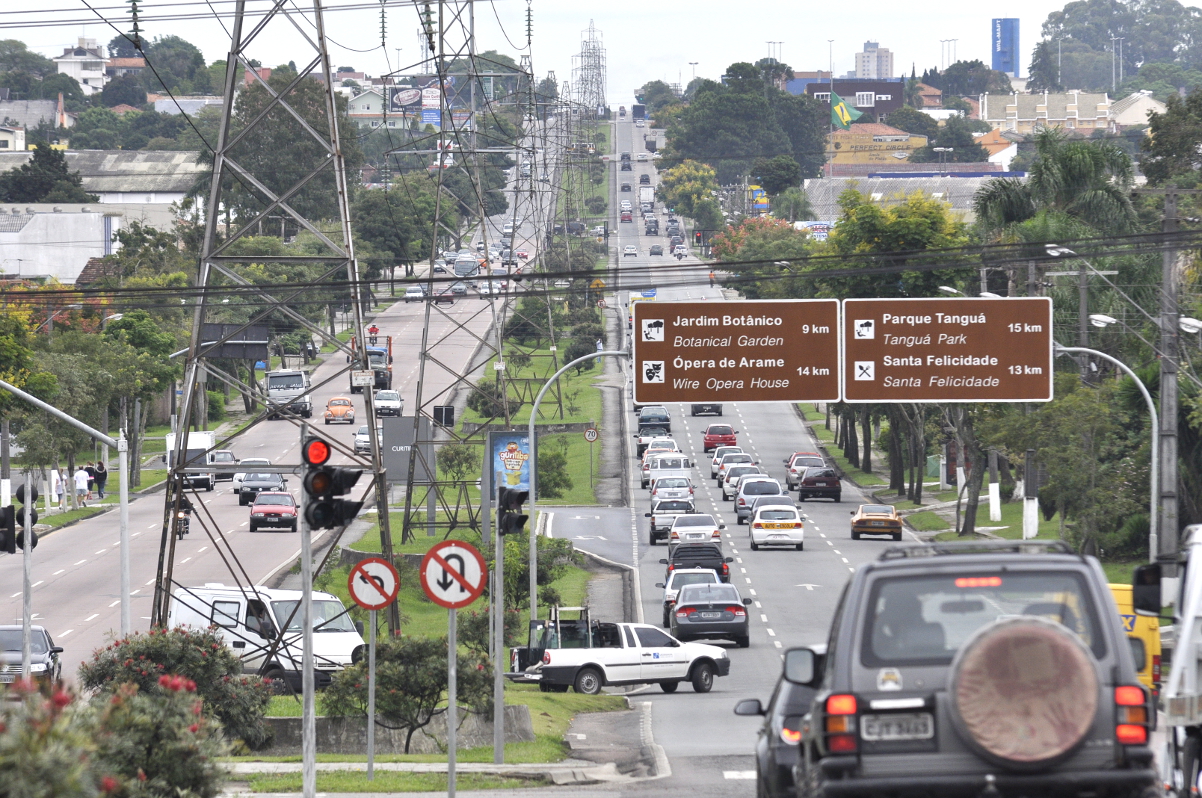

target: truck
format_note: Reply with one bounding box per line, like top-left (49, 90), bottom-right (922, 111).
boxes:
top-left (506, 606), bottom-right (730, 695)
top-left (263, 369), bottom-right (313, 419)
top-left (645, 498), bottom-right (696, 545)
top-left (164, 430), bottom-right (216, 491)
top-left (638, 185), bottom-right (654, 208)
top-left (631, 103), bottom-right (646, 120)
top-left (618, 105), bottom-right (626, 117)
top-left (348, 335), bottom-right (393, 393)
top-left (167, 584), bottom-right (366, 690)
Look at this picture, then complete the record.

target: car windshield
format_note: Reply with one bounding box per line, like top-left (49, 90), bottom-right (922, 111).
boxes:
top-left (722, 455), bottom-right (753, 465)
top-left (254, 494), bottom-right (294, 507)
top-left (679, 584), bottom-right (741, 604)
top-left (742, 481), bottom-right (780, 495)
top-left (862, 572), bottom-right (1105, 666)
top-left (267, 374), bottom-right (304, 390)
top-left (728, 466), bottom-right (758, 479)
top-left (376, 392), bottom-right (399, 401)
top-left (714, 448), bottom-right (741, 459)
top-left (671, 572), bottom-right (718, 589)
top-left (675, 515), bottom-right (717, 527)
top-left (657, 478), bottom-right (689, 488)
top-left (357, 426), bottom-right (368, 435)
top-left (241, 460), bottom-right (270, 468)
top-left (758, 510), bottom-right (797, 520)
top-left (652, 458), bottom-right (685, 469)
top-left (793, 457), bottom-right (824, 468)
top-left (0, 630), bottom-right (47, 653)
top-left (862, 505), bottom-right (893, 514)
top-left (655, 501), bottom-right (693, 512)
top-left (213, 452), bottom-right (236, 463)
top-left (808, 469), bottom-right (836, 479)
top-left (248, 474), bottom-right (277, 481)
top-left (707, 426), bottom-right (733, 435)
top-left (272, 600), bottom-right (357, 633)
top-left (330, 399), bottom-right (350, 406)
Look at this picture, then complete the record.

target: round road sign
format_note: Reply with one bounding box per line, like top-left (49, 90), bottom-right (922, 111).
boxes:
top-left (584, 428), bottom-right (599, 443)
top-left (420, 540), bottom-right (487, 610)
top-left (348, 557), bottom-right (400, 611)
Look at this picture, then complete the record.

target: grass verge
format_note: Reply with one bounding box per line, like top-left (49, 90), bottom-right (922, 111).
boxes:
top-left (908, 511), bottom-right (951, 532)
top-left (797, 406), bottom-right (887, 487)
top-left (536, 433), bottom-right (602, 506)
top-left (40, 504), bottom-right (109, 529)
top-left (245, 772), bottom-right (545, 792)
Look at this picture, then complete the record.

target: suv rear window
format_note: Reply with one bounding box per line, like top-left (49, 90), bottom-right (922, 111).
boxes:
top-left (861, 572), bottom-right (1106, 667)
top-left (806, 469), bottom-right (836, 480)
top-left (742, 481), bottom-right (780, 495)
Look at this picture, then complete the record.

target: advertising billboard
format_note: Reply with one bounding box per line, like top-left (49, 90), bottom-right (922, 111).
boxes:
top-left (489, 431), bottom-right (531, 492)
top-left (992, 18), bottom-right (1020, 78)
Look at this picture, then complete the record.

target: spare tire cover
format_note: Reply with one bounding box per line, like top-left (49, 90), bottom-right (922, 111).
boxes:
top-left (949, 615), bottom-right (1099, 765)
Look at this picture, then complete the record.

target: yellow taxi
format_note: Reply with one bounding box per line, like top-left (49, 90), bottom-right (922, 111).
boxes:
top-left (1109, 582), bottom-right (1162, 695)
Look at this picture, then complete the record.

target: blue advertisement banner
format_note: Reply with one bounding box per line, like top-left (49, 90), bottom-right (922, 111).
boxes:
top-left (489, 431), bottom-right (532, 492)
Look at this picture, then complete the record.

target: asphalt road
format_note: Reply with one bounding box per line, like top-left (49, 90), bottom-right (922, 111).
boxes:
top-left (528, 116), bottom-right (922, 796)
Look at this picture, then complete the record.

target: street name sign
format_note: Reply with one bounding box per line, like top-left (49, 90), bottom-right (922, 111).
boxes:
top-left (632, 299), bottom-right (840, 404)
top-left (420, 540), bottom-right (487, 609)
top-left (841, 297), bottom-right (1053, 403)
top-left (348, 557), bottom-right (400, 611)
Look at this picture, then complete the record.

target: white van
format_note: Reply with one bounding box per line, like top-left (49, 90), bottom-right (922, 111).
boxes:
top-left (168, 584), bottom-right (365, 688)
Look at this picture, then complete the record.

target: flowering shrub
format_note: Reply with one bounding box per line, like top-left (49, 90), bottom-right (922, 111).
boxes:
top-left (0, 681), bottom-right (98, 798)
top-left (78, 627), bottom-right (273, 750)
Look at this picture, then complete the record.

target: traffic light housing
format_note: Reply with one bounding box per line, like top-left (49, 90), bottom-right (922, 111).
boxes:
top-left (497, 488), bottom-right (529, 537)
top-left (301, 437), bottom-right (364, 530)
top-left (0, 507), bottom-right (13, 555)
top-left (14, 482), bottom-right (37, 533)
top-left (694, 231), bottom-right (702, 245)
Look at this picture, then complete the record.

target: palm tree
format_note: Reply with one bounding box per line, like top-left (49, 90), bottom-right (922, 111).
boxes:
top-left (973, 128), bottom-right (1137, 240)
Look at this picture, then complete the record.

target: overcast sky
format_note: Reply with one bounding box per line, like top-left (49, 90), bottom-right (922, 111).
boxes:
top-left (4, 0), bottom-right (1073, 101)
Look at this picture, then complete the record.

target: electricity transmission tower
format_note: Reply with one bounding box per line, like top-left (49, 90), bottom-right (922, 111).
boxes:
top-left (572, 21), bottom-right (606, 117)
top-left (156, 0), bottom-right (396, 629)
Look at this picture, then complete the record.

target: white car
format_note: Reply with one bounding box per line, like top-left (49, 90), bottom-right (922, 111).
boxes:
top-left (233, 458), bottom-right (271, 495)
top-left (667, 513), bottom-right (724, 551)
top-left (650, 476), bottom-right (694, 502)
top-left (709, 446), bottom-right (743, 478)
top-left (404, 285), bottom-right (425, 302)
top-left (654, 568), bottom-right (719, 627)
top-left (637, 153), bottom-right (648, 161)
top-left (354, 424), bottom-right (382, 455)
top-left (721, 466), bottom-right (764, 501)
top-left (715, 452), bottom-right (755, 484)
top-left (623, 245), bottom-right (638, 257)
top-left (748, 505), bottom-right (805, 551)
top-left (373, 389), bottom-right (402, 417)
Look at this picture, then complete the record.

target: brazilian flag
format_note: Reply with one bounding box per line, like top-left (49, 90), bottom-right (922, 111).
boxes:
top-left (830, 92), bottom-right (863, 130)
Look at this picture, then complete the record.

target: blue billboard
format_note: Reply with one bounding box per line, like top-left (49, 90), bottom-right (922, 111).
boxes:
top-left (992, 18), bottom-right (1020, 78)
top-left (489, 431), bottom-right (531, 492)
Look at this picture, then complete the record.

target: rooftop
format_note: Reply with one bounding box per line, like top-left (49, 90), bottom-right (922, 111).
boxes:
top-left (0, 150), bottom-right (206, 194)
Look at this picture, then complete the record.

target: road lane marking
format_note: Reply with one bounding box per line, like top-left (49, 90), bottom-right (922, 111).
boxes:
top-left (84, 614), bottom-right (98, 622)
top-left (109, 600), bottom-right (120, 607)
top-left (8, 592), bottom-right (18, 598)
top-left (32, 581), bottom-right (42, 588)
top-left (145, 579), bottom-right (155, 585)
top-left (95, 549), bottom-right (106, 555)
top-left (131, 589), bottom-right (140, 595)
top-left (52, 570), bottom-right (64, 576)
top-left (760, 614), bottom-right (768, 622)
top-left (147, 523), bottom-right (157, 528)
top-left (74, 560), bottom-right (86, 565)
top-left (723, 772), bottom-right (756, 780)
top-left (833, 550), bottom-right (841, 555)
top-left (749, 589), bottom-right (756, 596)
top-left (841, 557), bottom-right (849, 563)
top-left (767, 628), bottom-right (776, 636)
top-left (198, 546), bottom-right (207, 553)
top-left (745, 578), bottom-right (752, 584)
top-left (58, 629), bottom-right (73, 637)
top-left (775, 640), bottom-right (782, 648)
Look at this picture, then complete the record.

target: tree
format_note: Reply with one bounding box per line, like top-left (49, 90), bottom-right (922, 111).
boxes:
top-left (1142, 87), bottom-right (1202, 185)
top-left (772, 186), bottom-right (813, 222)
top-left (108, 34), bottom-right (139, 59)
top-left (656, 159), bottom-right (719, 216)
top-left (908, 116), bottom-right (990, 162)
top-left (752, 154), bottom-right (801, 196)
top-left (101, 74), bottom-right (147, 108)
top-left (36, 73), bottom-right (86, 106)
top-left (141, 35), bottom-right (207, 94)
top-left (0, 40), bottom-right (56, 77)
top-left (0, 312), bottom-right (55, 416)
top-left (765, 91), bottom-right (827, 178)
top-left (0, 143), bottom-right (97, 203)
top-left (636, 80), bottom-right (678, 115)
top-left (974, 127), bottom-right (1136, 237)
top-left (885, 107), bottom-right (939, 140)
top-left (921, 60), bottom-right (1012, 95)
top-left (1027, 40), bottom-right (1063, 92)
top-left (536, 442), bottom-right (572, 499)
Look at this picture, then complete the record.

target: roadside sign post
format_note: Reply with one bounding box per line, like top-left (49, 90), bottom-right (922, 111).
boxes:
top-left (584, 427), bottom-right (598, 488)
top-left (420, 541), bottom-right (487, 798)
top-left (348, 557), bottom-right (400, 781)
top-left (631, 300), bottom-right (840, 404)
top-left (841, 298), bottom-right (1054, 402)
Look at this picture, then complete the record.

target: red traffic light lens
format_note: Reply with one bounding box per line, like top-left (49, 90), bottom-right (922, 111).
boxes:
top-left (303, 438), bottom-right (331, 466)
top-left (305, 470), bottom-right (334, 495)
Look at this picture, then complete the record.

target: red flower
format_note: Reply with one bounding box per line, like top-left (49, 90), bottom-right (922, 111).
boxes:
top-left (51, 690), bottom-right (71, 709)
top-left (137, 770), bottom-right (147, 781)
top-left (100, 776), bottom-right (119, 793)
top-left (158, 675), bottom-right (172, 689)
top-left (188, 723), bottom-right (199, 733)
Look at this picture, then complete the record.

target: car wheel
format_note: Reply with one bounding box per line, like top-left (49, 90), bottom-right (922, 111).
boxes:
top-left (1183, 735), bottom-right (1202, 798)
top-left (750, 540), bottom-right (759, 551)
top-left (662, 611), bottom-right (670, 628)
top-left (238, 496), bottom-right (247, 506)
top-left (649, 530), bottom-right (656, 546)
top-left (248, 524), bottom-right (257, 533)
top-left (574, 667), bottom-right (603, 695)
top-left (291, 524), bottom-right (298, 533)
top-left (690, 661), bottom-right (715, 693)
top-left (736, 636), bottom-right (750, 649)
top-left (833, 494), bottom-right (841, 502)
top-left (893, 532), bottom-right (902, 541)
top-left (737, 516), bottom-right (744, 525)
top-left (851, 530), bottom-right (860, 540)
top-left (324, 419), bottom-right (330, 425)
top-left (797, 496), bottom-right (806, 502)
top-left (718, 410), bottom-right (723, 416)
top-left (796, 542), bottom-right (804, 551)
top-left (660, 681), bottom-right (680, 693)
top-left (206, 482), bottom-right (213, 492)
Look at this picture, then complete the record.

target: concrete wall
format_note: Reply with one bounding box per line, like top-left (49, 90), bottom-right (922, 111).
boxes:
top-left (0, 210), bottom-right (112, 283)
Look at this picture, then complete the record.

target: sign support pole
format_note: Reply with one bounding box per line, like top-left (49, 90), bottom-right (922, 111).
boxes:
top-left (367, 609), bottom-right (376, 781)
top-left (448, 606), bottom-right (457, 798)
top-left (21, 470), bottom-right (32, 678)
top-left (300, 421), bottom-right (315, 798)
top-left (493, 484), bottom-right (504, 765)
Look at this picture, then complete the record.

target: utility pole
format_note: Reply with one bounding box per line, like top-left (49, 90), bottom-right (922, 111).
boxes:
top-left (1161, 191), bottom-right (1180, 576)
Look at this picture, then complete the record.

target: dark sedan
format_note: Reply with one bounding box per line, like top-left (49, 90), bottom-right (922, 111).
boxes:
top-left (734, 663), bottom-right (819, 798)
top-left (797, 466), bottom-right (841, 502)
top-left (0, 626), bottom-right (62, 684)
top-left (238, 472), bottom-right (288, 505)
top-left (669, 582), bottom-right (751, 647)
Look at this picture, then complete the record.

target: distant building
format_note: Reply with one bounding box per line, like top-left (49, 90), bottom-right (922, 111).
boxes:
top-left (1110, 91), bottom-right (1166, 131)
top-left (916, 83), bottom-right (942, 108)
top-left (805, 174), bottom-right (1010, 222)
top-left (0, 99), bottom-right (74, 130)
top-left (0, 150), bottom-right (205, 204)
top-left (53, 38), bottom-right (109, 96)
top-left (826, 122), bottom-right (927, 168)
top-left (105, 57), bottom-right (145, 79)
top-left (0, 127), bottom-right (25, 151)
top-left (975, 128), bottom-right (1021, 171)
top-left (108, 104), bottom-right (140, 116)
top-left (154, 96), bottom-right (223, 116)
top-left (992, 19), bottom-right (1020, 78)
top-left (805, 79), bottom-right (905, 123)
top-left (855, 42), bottom-right (894, 80)
top-left (979, 91), bottom-right (1110, 134)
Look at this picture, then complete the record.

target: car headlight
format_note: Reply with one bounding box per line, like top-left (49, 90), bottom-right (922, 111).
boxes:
top-left (251, 513), bottom-right (265, 518)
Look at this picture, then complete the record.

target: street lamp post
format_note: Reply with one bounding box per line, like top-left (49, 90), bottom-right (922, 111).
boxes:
top-left (932, 146), bottom-right (953, 174)
top-left (34, 304), bottom-right (83, 334)
top-left (688, 62), bottom-right (698, 81)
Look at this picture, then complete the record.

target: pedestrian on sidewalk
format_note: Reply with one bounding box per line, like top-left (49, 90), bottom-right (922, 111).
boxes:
top-left (94, 461), bottom-right (108, 499)
top-left (50, 467), bottom-right (64, 510)
top-left (73, 466), bottom-right (90, 508)
top-left (709, 271), bottom-right (715, 287)
top-left (84, 462), bottom-right (96, 501)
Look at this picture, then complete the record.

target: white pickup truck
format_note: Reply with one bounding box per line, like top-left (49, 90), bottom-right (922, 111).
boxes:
top-left (645, 498), bottom-right (696, 545)
top-left (512, 618), bottom-right (730, 695)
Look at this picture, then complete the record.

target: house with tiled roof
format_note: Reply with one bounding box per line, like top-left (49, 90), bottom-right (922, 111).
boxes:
top-left (979, 91), bottom-right (1111, 134)
top-left (108, 104), bottom-right (140, 116)
top-left (974, 128), bottom-right (1022, 170)
top-left (917, 83), bottom-right (942, 108)
top-left (105, 57), bottom-right (145, 79)
top-left (1109, 91), bottom-right (1166, 131)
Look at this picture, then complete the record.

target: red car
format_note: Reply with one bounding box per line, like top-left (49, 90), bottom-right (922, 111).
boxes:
top-left (249, 491), bottom-right (297, 532)
top-left (516, 250), bottom-right (528, 260)
top-left (702, 423), bottom-right (738, 453)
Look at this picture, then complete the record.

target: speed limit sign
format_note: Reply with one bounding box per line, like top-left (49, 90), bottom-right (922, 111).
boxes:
top-left (584, 428), bottom-right (598, 443)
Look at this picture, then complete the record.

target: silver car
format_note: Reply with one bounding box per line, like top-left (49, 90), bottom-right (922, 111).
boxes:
top-left (353, 424), bottom-right (382, 455)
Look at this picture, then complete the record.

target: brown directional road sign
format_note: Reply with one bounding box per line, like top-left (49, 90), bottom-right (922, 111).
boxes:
top-left (841, 297), bottom-right (1053, 403)
top-left (632, 300), bottom-right (839, 404)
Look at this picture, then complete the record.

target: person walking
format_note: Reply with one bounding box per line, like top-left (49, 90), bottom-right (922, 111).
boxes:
top-left (94, 460), bottom-right (108, 499)
top-left (50, 467), bottom-right (64, 511)
top-left (73, 465), bottom-right (90, 508)
top-left (84, 462), bottom-right (96, 501)
top-left (709, 271), bottom-right (715, 287)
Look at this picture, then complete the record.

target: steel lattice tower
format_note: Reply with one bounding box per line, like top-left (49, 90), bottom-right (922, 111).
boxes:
top-left (572, 21), bottom-right (606, 116)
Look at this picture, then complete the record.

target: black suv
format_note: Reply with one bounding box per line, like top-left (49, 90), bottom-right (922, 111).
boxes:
top-left (788, 541), bottom-right (1155, 798)
top-left (637, 406), bottom-right (671, 433)
top-left (660, 543), bottom-right (732, 583)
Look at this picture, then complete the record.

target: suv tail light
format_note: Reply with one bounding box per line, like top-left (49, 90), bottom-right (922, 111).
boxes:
top-left (1114, 685), bottom-right (1149, 745)
top-left (781, 716), bottom-right (803, 744)
top-left (542, 651), bottom-right (551, 665)
top-left (721, 563), bottom-right (730, 576)
top-left (824, 694), bottom-right (858, 754)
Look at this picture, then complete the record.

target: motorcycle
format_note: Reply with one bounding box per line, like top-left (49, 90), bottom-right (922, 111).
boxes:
top-left (176, 507), bottom-right (191, 540)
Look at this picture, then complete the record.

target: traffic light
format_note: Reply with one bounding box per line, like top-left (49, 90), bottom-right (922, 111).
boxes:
top-left (0, 507), bottom-right (13, 555)
top-left (301, 437), bottom-right (364, 530)
top-left (15, 482), bottom-right (37, 535)
top-left (694, 231), bottom-right (702, 245)
top-left (0, 482), bottom-right (40, 555)
top-left (497, 488), bottom-right (529, 537)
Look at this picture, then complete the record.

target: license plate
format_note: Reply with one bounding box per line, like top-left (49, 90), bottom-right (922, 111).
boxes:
top-left (871, 520), bottom-right (885, 526)
top-left (0, 675), bottom-right (15, 683)
top-left (684, 533), bottom-right (707, 540)
top-left (860, 713), bottom-right (934, 741)
top-left (700, 612), bottom-right (720, 619)
top-left (770, 535), bottom-right (788, 540)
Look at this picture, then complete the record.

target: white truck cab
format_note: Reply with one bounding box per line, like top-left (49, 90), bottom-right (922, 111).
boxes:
top-left (167, 584), bottom-right (365, 689)
top-left (264, 370), bottom-right (313, 419)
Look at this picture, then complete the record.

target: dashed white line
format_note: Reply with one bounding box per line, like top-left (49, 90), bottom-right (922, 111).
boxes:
top-left (58, 629), bottom-right (73, 638)
top-left (145, 579), bottom-right (155, 585)
top-left (84, 614), bottom-right (98, 622)
top-left (31, 581), bottom-right (42, 588)
top-left (74, 560), bottom-right (86, 565)
top-left (52, 569), bottom-right (64, 576)
top-left (95, 549), bottom-right (106, 555)
top-left (198, 546), bottom-right (207, 553)
top-left (147, 523), bottom-right (157, 529)
top-left (841, 557), bottom-right (849, 563)
top-left (130, 589), bottom-right (140, 595)
top-left (766, 628), bottom-right (776, 637)
top-left (754, 601), bottom-right (762, 608)
top-left (774, 640), bottom-right (782, 648)
top-left (739, 567), bottom-right (746, 574)
top-left (9, 592), bottom-right (19, 598)
top-left (180, 557), bottom-right (190, 564)
top-left (109, 600), bottom-right (120, 607)
top-left (745, 578), bottom-right (752, 584)
top-left (749, 589), bottom-right (757, 596)
top-left (760, 614), bottom-right (768, 623)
